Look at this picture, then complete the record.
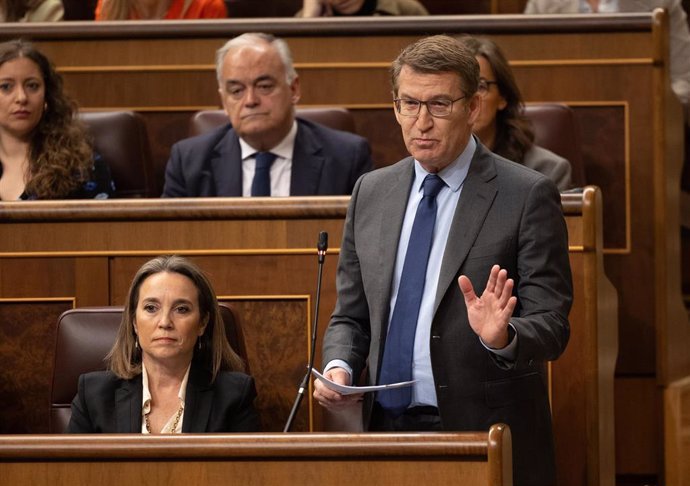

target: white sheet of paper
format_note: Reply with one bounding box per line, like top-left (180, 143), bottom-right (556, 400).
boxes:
top-left (311, 368), bottom-right (416, 395)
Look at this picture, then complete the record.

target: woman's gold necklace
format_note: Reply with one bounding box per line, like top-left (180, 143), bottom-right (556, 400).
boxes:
top-left (144, 404), bottom-right (183, 434)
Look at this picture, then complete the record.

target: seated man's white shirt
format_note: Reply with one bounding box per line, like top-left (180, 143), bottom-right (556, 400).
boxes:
top-left (240, 121), bottom-right (298, 197)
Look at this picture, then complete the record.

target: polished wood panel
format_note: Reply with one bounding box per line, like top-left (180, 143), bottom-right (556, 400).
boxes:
top-left (0, 300), bottom-right (73, 433)
top-left (557, 188), bottom-right (618, 486)
top-left (615, 378), bottom-right (660, 474)
top-left (665, 377), bottom-right (690, 486)
top-left (0, 426), bottom-right (512, 486)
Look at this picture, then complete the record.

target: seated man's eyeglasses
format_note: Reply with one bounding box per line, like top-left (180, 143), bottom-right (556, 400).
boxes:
top-left (394, 96), bottom-right (466, 117)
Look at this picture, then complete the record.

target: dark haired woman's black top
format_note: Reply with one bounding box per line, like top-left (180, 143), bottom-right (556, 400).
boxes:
top-left (13, 153), bottom-right (116, 200)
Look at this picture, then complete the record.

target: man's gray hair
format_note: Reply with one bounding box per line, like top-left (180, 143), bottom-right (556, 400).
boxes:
top-left (215, 33), bottom-right (298, 84)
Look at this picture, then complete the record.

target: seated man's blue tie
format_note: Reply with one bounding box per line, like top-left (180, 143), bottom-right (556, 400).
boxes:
top-left (251, 152), bottom-right (277, 196)
top-left (377, 174), bottom-right (446, 416)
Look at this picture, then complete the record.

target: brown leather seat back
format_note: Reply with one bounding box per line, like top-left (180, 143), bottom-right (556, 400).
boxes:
top-left (294, 107), bottom-right (356, 133)
top-left (523, 103), bottom-right (587, 187)
top-left (50, 307), bottom-right (120, 433)
top-left (49, 304), bottom-right (245, 433)
top-left (188, 108), bottom-right (356, 137)
top-left (79, 111), bottom-right (155, 198)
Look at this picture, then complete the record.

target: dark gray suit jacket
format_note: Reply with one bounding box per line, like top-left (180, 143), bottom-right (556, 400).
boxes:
top-left (323, 141), bottom-right (572, 486)
top-left (162, 118), bottom-right (373, 197)
top-left (66, 364), bottom-right (260, 433)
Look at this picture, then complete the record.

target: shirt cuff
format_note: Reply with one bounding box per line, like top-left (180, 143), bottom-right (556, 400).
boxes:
top-left (324, 360), bottom-right (353, 385)
top-left (480, 322), bottom-right (518, 360)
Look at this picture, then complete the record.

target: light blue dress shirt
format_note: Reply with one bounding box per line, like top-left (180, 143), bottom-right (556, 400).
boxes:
top-left (391, 138), bottom-right (473, 406)
top-left (327, 136), bottom-right (517, 408)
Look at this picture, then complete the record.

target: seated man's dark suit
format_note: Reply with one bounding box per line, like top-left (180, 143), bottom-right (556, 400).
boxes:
top-left (162, 118), bottom-right (373, 197)
top-left (66, 364), bottom-right (260, 433)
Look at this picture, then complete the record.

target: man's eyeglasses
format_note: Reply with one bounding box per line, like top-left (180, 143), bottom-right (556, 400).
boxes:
top-left (394, 96), bottom-right (466, 118)
top-left (477, 78), bottom-right (499, 97)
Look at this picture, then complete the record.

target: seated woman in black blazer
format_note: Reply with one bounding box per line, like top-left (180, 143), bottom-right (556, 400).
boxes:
top-left (67, 255), bottom-right (260, 433)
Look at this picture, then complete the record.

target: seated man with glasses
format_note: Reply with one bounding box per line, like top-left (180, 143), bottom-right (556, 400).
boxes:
top-left (313, 34), bottom-right (572, 486)
top-left (163, 32), bottom-right (373, 197)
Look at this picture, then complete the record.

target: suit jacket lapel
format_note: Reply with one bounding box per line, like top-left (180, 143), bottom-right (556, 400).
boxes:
top-left (290, 121), bottom-right (325, 196)
top-left (211, 129), bottom-right (243, 196)
top-left (182, 365), bottom-right (213, 433)
top-left (434, 145), bottom-right (498, 314)
top-left (377, 159), bottom-right (416, 340)
top-left (115, 375), bottom-right (142, 433)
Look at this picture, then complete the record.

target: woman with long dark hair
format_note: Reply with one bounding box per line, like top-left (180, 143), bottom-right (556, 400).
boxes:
top-left (0, 40), bottom-right (113, 200)
top-left (459, 35), bottom-right (573, 190)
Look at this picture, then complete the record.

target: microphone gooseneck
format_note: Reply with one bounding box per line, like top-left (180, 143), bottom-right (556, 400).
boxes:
top-left (283, 231), bottom-right (328, 432)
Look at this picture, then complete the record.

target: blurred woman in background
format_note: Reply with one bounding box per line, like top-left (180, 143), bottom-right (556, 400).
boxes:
top-left (459, 35), bottom-right (573, 190)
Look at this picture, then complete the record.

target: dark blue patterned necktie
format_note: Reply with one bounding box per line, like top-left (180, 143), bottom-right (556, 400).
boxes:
top-left (251, 152), bottom-right (277, 196)
top-left (377, 174), bottom-right (446, 416)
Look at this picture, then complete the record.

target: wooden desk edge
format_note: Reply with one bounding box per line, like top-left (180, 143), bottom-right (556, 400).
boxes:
top-left (0, 430), bottom-right (505, 460)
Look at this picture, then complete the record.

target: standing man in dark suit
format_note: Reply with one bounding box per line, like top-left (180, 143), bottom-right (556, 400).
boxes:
top-left (163, 32), bottom-right (373, 197)
top-left (313, 35), bottom-right (572, 486)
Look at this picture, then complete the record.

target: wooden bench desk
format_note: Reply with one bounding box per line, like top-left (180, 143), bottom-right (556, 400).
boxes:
top-left (0, 426), bottom-right (512, 486)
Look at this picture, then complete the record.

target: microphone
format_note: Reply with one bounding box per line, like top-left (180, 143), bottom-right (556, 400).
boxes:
top-left (317, 231), bottom-right (328, 263)
top-left (283, 231), bottom-right (328, 432)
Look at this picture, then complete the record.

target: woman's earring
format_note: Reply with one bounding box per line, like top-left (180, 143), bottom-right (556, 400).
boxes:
top-left (135, 338), bottom-right (139, 350)
top-left (197, 338), bottom-right (202, 351)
